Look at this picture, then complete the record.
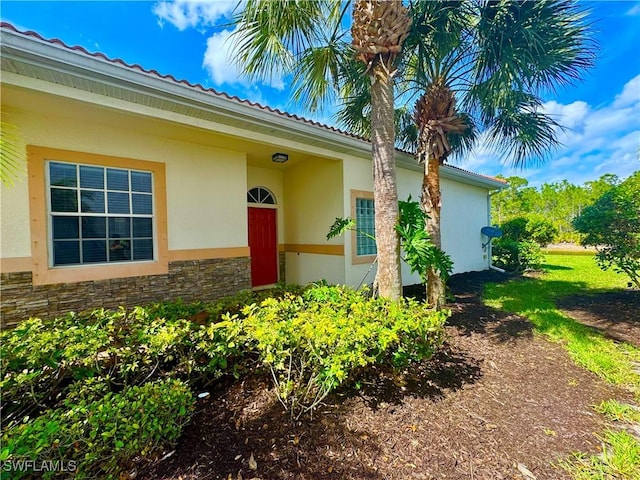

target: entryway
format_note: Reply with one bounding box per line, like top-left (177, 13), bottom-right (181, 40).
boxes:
top-left (247, 187), bottom-right (278, 287)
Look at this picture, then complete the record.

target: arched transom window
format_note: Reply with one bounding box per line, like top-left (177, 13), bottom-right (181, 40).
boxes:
top-left (247, 187), bottom-right (276, 205)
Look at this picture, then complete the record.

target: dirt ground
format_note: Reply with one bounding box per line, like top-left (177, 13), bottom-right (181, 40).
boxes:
top-left (137, 271), bottom-right (635, 480)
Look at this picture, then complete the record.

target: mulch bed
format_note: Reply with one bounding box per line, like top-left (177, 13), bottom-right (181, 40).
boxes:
top-left (137, 271), bottom-right (633, 480)
top-left (556, 290), bottom-right (640, 347)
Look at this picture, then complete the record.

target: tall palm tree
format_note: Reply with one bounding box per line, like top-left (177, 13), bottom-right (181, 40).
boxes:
top-left (405, 0), bottom-right (593, 308)
top-left (231, 0), bottom-right (411, 300)
top-left (340, 1), bottom-right (593, 308)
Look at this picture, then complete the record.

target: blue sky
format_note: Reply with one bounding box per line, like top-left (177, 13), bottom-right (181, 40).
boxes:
top-left (2, 0), bottom-right (639, 187)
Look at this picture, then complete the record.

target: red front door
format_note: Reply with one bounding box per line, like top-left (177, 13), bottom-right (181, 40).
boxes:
top-left (248, 207), bottom-right (278, 286)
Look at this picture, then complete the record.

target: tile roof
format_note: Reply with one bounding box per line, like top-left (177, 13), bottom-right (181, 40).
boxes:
top-left (0, 22), bottom-right (506, 186)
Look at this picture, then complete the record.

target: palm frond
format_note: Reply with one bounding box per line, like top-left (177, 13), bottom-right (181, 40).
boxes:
top-left (0, 115), bottom-right (25, 186)
top-left (290, 41), bottom-right (352, 112)
top-left (395, 105), bottom-right (418, 152)
top-left (447, 111), bottom-right (478, 163)
top-left (231, 0), bottom-right (340, 86)
top-left (485, 106), bottom-right (562, 169)
top-left (474, 0), bottom-right (594, 94)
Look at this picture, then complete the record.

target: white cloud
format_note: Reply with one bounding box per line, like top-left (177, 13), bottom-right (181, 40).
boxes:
top-left (542, 100), bottom-right (589, 131)
top-left (202, 27), bottom-right (285, 90)
top-left (202, 28), bottom-right (243, 85)
top-left (613, 73), bottom-right (640, 108)
top-left (626, 3), bottom-right (640, 16)
top-left (153, 0), bottom-right (237, 30)
top-left (461, 74), bottom-right (640, 186)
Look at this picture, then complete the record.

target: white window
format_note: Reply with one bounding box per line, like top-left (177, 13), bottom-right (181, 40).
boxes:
top-left (355, 197), bottom-right (376, 256)
top-left (47, 161), bottom-right (154, 266)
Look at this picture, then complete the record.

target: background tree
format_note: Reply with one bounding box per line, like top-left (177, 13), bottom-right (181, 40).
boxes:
top-left (491, 173), bottom-right (622, 244)
top-left (232, 0), bottom-right (411, 300)
top-left (573, 171), bottom-right (640, 288)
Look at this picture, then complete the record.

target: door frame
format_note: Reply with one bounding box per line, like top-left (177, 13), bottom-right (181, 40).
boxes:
top-left (247, 187), bottom-right (279, 287)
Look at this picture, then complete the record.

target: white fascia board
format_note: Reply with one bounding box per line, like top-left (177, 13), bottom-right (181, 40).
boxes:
top-left (0, 28), bottom-right (372, 157)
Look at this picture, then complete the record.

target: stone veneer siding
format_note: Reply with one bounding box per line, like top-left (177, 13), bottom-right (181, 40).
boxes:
top-left (0, 257), bottom-right (251, 328)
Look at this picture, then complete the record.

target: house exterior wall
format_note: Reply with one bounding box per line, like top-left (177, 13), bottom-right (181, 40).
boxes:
top-left (440, 178), bottom-right (491, 273)
top-left (343, 158), bottom-right (492, 288)
top-left (0, 95), bottom-right (254, 324)
top-left (1, 105), bottom-right (249, 257)
top-left (1, 258), bottom-right (250, 328)
top-left (0, 56), bottom-right (497, 325)
top-left (283, 158), bottom-right (345, 285)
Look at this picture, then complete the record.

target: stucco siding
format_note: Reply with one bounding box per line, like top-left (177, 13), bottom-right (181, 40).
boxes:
top-left (440, 178), bottom-right (490, 273)
top-left (0, 169), bottom-right (30, 259)
top-left (0, 101), bottom-right (249, 261)
top-left (343, 160), bottom-right (492, 287)
top-left (282, 158), bottom-right (344, 285)
top-left (285, 252), bottom-right (345, 286)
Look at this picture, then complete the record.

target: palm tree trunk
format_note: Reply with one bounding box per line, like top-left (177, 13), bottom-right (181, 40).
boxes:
top-left (422, 155), bottom-right (445, 308)
top-left (370, 64), bottom-right (402, 300)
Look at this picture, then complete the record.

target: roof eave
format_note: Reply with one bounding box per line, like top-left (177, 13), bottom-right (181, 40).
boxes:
top-left (0, 27), bottom-right (373, 158)
top-left (1, 25), bottom-right (508, 191)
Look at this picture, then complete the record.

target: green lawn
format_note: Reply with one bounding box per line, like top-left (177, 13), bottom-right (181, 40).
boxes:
top-left (483, 254), bottom-right (640, 479)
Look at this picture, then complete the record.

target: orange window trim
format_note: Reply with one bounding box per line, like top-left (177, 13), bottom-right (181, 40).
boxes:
top-left (27, 146), bottom-right (169, 285)
top-left (350, 189), bottom-right (376, 265)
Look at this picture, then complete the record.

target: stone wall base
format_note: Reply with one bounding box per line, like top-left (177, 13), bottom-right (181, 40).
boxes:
top-left (1, 257), bottom-right (251, 328)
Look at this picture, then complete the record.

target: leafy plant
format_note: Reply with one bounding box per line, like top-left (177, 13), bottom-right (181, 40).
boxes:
top-left (328, 196), bottom-right (454, 286)
top-left (240, 285), bottom-right (447, 417)
top-left (1, 379), bottom-right (194, 479)
top-left (0, 303), bottom-right (248, 424)
top-left (525, 216), bottom-right (558, 247)
top-left (561, 430), bottom-right (640, 480)
top-left (573, 171), bottom-right (640, 288)
top-left (397, 197), bottom-right (453, 282)
top-left (493, 215), bottom-right (550, 272)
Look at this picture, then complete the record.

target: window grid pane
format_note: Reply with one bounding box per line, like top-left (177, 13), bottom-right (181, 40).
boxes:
top-left (355, 198), bottom-right (376, 256)
top-left (48, 161), bottom-right (154, 267)
top-left (247, 187), bottom-right (276, 205)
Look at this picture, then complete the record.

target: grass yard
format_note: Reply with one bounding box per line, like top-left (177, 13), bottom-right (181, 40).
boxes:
top-left (484, 253), bottom-right (640, 479)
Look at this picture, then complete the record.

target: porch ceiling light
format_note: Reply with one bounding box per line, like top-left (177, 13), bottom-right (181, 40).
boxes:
top-left (272, 152), bottom-right (289, 163)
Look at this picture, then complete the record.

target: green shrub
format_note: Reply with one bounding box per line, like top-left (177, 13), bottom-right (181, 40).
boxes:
top-left (500, 217), bottom-right (529, 242)
top-left (241, 285), bottom-right (448, 417)
top-left (1, 379), bottom-right (194, 479)
top-left (499, 216), bottom-right (557, 247)
top-left (492, 239), bottom-right (544, 272)
top-left (1, 314), bottom-right (114, 422)
top-left (1, 305), bottom-right (247, 424)
top-left (525, 216), bottom-right (558, 247)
